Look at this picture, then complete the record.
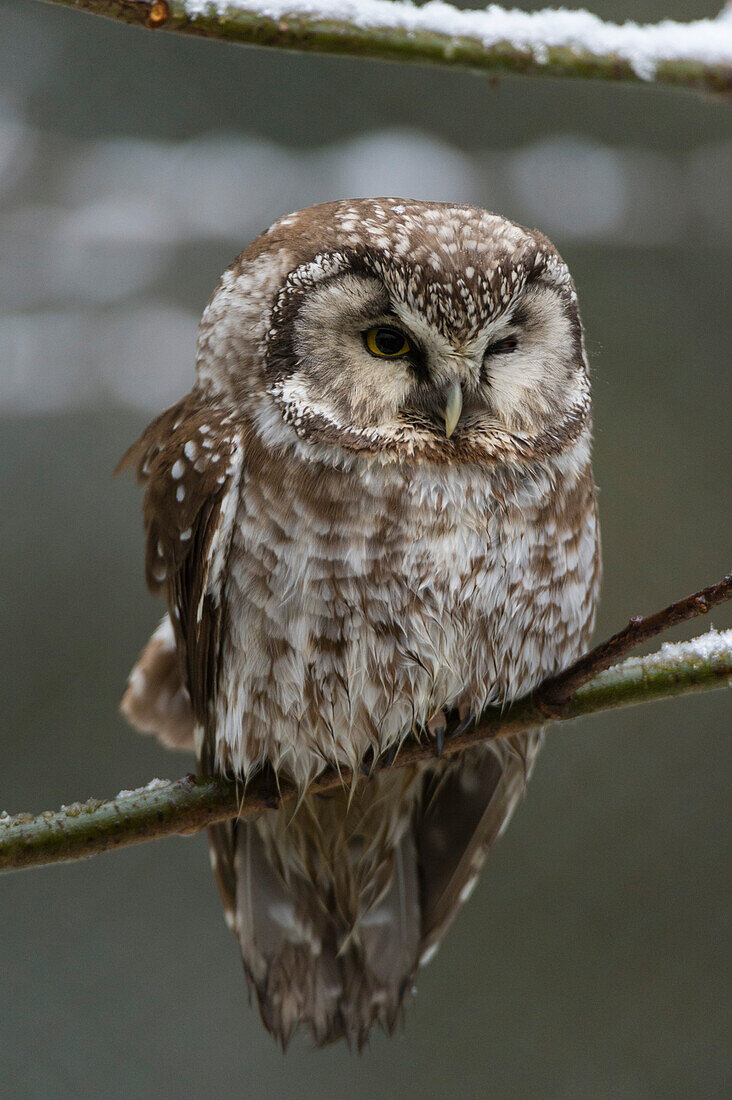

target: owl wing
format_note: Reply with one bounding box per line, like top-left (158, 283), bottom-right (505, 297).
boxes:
top-left (415, 734), bottom-right (543, 965)
top-left (118, 393), bottom-right (251, 987)
top-left (117, 393), bottom-right (244, 763)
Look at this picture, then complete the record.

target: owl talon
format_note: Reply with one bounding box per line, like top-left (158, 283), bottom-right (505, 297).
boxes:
top-left (378, 745), bottom-right (398, 768)
top-left (452, 710), bottom-right (476, 738)
top-left (425, 710), bottom-right (448, 756)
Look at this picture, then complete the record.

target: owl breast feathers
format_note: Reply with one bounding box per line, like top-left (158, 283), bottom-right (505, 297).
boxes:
top-left (120, 199), bottom-right (600, 1048)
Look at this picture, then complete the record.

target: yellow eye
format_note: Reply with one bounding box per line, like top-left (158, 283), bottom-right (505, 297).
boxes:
top-left (363, 326), bottom-right (411, 359)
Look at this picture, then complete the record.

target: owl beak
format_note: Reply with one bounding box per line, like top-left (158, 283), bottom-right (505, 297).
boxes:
top-left (443, 380), bottom-right (463, 439)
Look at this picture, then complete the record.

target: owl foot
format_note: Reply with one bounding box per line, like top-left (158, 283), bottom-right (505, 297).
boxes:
top-left (423, 702), bottom-right (476, 756)
top-left (374, 743), bottom-right (396, 770)
top-left (425, 709), bottom-right (448, 756)
top-left (452, 704), bottom-right (476, 738)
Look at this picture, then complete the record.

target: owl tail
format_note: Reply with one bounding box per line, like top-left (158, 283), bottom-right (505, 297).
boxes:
top-left (206, 736), bottom-right (542, 1049)
top-left (207, 781), bottom-right (423, 1050)
top-left (120, 615), bottom-right (195, 751)
top-left (118, 629), bottom-right (540, 1047)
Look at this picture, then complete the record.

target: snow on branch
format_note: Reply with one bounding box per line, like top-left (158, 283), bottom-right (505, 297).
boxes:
top-left (40, 2), bottom-right (732, 96)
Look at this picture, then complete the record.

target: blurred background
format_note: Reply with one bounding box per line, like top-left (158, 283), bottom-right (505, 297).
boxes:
top-left (1, 0), bottom-right (730, 1096)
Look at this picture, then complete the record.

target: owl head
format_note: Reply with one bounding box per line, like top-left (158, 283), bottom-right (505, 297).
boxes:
top-left (196, 199), bottom-right (591, 466)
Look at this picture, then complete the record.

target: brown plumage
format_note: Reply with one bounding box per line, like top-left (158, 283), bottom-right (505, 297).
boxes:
top-left (120, 199), bottom-right (601, 1047)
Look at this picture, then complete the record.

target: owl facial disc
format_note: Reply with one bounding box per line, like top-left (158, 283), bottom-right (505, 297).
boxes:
top-left (198, 199), bottom-right (591, 465)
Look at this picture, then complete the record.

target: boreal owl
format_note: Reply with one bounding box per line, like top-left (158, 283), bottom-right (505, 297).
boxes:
top-left (119, 198), bottom-right (601, 1048)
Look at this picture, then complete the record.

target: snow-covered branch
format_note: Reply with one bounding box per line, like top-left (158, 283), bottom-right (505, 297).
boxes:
top-left (39, 2), bottom-right (732, 96)
top-left (2, 628), bottom-right (730, 875)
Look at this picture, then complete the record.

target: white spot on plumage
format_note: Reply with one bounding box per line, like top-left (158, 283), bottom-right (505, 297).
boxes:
top-left (459, 876), bottom-right (478, 904)
top-left (420, 943), bottom-right (439, 967)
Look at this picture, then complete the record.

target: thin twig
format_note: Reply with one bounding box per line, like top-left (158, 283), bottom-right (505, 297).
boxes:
top-left (36, 1), bottom-right (732, 97)
top-left (1, 622), bottom-right (730, 874)
top-left (538, 573), bottom-right (732, 707)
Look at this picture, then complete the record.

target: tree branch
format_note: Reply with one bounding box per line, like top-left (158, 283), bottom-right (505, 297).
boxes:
top-left (2, 608), bottom-right (730, 873)
top-left (38, 1), bottom-right (732, 97)
top-left (538, 572), bottom-right (732, 707)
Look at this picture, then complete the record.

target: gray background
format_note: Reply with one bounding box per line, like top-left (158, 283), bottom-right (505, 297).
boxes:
top-left (1, 1), bottom-right (730, 1096)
